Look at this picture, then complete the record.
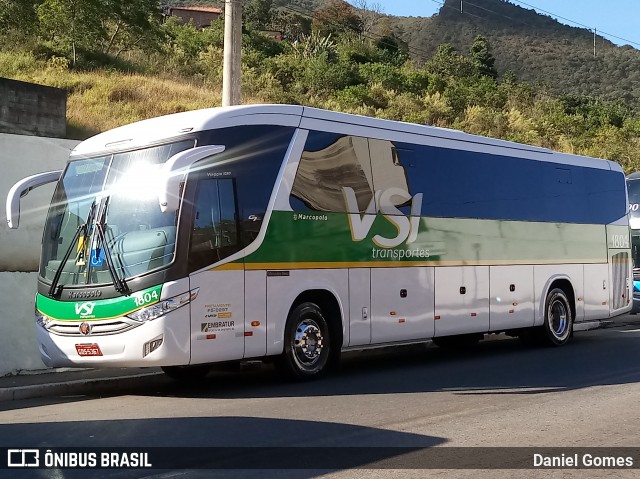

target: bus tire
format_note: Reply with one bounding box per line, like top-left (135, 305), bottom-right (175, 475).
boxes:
top-left (541, 288), bottom-right (573, 346)
top-left (278, 302), bottom-right (331, 380)
top-left (161, 364), bottom-right (211, 382)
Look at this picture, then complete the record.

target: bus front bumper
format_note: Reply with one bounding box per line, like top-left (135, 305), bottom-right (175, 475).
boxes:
top-left (36, 311), bottom-right (190, 368)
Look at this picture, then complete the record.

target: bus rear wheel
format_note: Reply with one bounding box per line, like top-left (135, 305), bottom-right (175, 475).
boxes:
top-left (541, 288), bottom-right (573, 346)
top-left (161, 364), bottom-right (212, 382)
top-left (521, 288), bottom-right (573, 347)
top-left (278, 302), bottom-right (331, 380)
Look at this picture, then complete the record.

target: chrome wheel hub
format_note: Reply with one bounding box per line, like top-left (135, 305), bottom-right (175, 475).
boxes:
top-left (550, 301), bottom-right (567, 337)
top-left (294, 319), bottom-right (324, 364)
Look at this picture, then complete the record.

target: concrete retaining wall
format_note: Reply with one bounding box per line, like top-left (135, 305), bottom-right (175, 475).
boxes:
top-left (0, 77), bottom-right (67, 138)
top-left (0, 272), bottom-right (45, 374)
top-left (1, 133), bottom-right (79, 375)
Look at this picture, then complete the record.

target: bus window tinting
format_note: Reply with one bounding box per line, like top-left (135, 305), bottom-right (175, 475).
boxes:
top-left (197, 125), bottom-right (296, 245)
top-left (392, 142), bottom-right (626, 224)
top-left (189, 178), bottom-right (239, 271)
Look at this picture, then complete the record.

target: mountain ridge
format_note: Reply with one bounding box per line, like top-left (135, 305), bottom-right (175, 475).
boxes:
top-left (384, 0), bottom-right (640, 104)
top-left (169, 0), bottom-right (640, 104)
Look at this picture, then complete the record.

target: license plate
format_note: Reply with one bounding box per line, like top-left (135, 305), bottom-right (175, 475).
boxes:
top-left (75, 343), bottom-right (103, 357)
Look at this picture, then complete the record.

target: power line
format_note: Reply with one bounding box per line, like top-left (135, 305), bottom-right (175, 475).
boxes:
top-left (427, 0), bottom-right (484, 21)
top-left (509, 0), bottom-right (640, 49)
top-left (510, 0), bottom-right (592, 30)
top-left (459, 0), bottom-right (535, 27)
top-left (428, 0), bottom-right (640, 55)
top-left (283, 0), bottom-right (640, 64)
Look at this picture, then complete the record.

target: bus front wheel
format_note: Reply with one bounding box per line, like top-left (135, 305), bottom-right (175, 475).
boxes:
top-left (278, 302), bottom-right (331, 380)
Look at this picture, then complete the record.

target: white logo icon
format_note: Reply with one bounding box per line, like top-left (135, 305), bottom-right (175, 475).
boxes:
top-left (75, 302), bottom-right (96, 316)
top-left (7, 449), bottom-right (40, 467)
top-left (344, 187), bottom-right (423, 248)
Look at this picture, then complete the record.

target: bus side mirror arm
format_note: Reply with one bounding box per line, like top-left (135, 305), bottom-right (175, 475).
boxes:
top-left (6, 171), bottom-right (62, 229)
top-left (158, 145), bottom-right (225, 213)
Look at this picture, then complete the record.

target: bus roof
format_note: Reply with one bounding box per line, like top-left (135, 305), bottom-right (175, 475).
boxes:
top-left (70, 104), bottom-right (622, 173)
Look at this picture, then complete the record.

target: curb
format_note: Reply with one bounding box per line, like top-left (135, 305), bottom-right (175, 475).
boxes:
top-left (0, 372), bottom-right (165, 402)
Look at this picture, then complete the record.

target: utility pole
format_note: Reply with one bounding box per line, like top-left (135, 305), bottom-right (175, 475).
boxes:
top-left (593, 28), bottom-right (596, 57)
top-left (222, 0), bottom-right (242, 106)
top-left (460, 0), bottom-right (463, 13)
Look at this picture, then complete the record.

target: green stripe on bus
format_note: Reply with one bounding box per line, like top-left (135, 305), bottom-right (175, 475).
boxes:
top-left (245, 211), bottom-right (608, 265)
top-left (36, 284), bottom-right (163, 321)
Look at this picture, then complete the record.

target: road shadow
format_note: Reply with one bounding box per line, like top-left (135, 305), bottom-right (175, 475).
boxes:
top-left (0, 416), bottom-right (446, 479)
top-left (3, 325), bottom-right (640, 409)
top-left (150, 325), bottom-right (640, 400)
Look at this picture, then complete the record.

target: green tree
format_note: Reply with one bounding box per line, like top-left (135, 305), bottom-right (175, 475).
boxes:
top-left (37, 0), bottom-right (162, 66)
top-left (103, 0), bottom-right (164, 58)
top-left (312, 0), bottom-right (363, 38)
top-left (244, 0), bottom-right (274, 31)
top-left (469, 35), bottom-right (498, 79)
top-left (426, 44), bottom-right (474, 79)
top-left (270, 9), bottom-right (311, 41)
top-left (375, 35), bottom-right (408, 65)
top-left (38, 0), bottom-right (107, 66)
top-left (0, 0), bottom-right (40, 34)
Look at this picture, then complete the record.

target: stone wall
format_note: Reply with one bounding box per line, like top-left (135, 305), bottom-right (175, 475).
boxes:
top-left (0, 77), bottom-right (67, 138)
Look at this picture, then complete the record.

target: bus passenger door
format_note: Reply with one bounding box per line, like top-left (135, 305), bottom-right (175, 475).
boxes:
top-left (188, 177), bottom-right (245, 364)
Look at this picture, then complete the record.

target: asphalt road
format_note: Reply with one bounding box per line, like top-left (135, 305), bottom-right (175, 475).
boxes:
top-left (1, 318), bottom-right (640, 479)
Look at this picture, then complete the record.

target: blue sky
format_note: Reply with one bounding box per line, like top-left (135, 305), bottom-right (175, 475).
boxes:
top-left (347, 0), bottom-right (640, 48)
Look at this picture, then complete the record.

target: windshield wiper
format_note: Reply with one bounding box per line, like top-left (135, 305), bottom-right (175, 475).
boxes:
top-left (48, 199), bottom-right (97, 298)
top-left (94, 197), bottom-right (131, 296)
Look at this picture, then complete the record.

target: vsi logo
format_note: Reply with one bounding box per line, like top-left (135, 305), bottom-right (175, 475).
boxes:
top-left (7, 449), bottom-right (40, 467)
top-left (343, 187), bottom-right (423, 248)
top-left (75, 302), bottom-right (96, 317)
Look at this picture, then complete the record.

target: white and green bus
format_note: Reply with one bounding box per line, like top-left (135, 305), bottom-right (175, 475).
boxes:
top-left (6, 105), bottom-right (632, 380)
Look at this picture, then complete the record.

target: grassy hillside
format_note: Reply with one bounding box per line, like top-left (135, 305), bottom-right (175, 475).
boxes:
top-left (0, 51), bottom-right (235, 139)
top-left (164, 0), bottom-right (640, 105)
top-left (2, 0), bottom-right (640, 173)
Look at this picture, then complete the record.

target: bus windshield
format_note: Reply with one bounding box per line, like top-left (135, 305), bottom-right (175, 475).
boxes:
top-left (40, 140), bottom-right (194, 288)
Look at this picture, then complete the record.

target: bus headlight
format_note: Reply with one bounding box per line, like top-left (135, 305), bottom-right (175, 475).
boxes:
top-left (127, 288), bottom-right (199, 322)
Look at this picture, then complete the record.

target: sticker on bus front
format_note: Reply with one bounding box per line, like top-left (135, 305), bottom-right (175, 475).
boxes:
top-left (90, 248), bottom-right (104, 267)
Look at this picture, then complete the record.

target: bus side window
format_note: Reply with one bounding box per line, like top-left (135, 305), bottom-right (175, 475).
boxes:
top-left (291, 133), bottom-right (373, 213)
top-left (369, 139), bottom-right (413, 216)
top-left (189, 178), bottom-right (239, 271)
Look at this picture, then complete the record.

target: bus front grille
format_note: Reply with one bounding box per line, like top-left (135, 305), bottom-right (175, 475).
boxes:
top-left (46, 318), bottom-right (141, 336)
